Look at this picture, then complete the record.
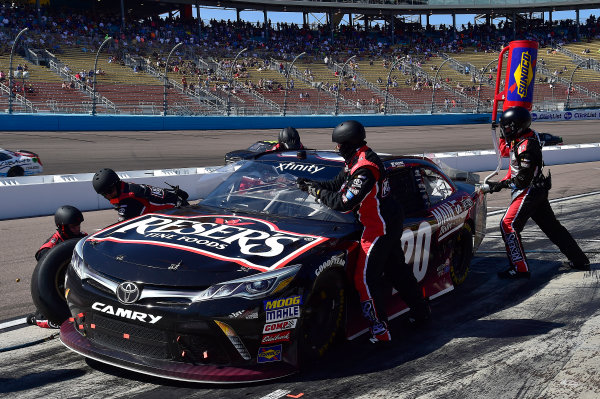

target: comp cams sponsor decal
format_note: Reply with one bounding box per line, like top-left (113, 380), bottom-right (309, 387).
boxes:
top-left (261, 331), bottom-right (291, 345)
top-left (92, 302), bottom-right (162, 324)
top-left (89, 215), bottom-right (327, 271)
top-left (262, 319), bottom-right (298, 333)
top-left (257, 344), bottom-right (282, 363)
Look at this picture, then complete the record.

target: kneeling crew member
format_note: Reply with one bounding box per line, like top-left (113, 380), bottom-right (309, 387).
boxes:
top-left (270, 126), bottom-right (304, 151)
top-left (29, 205), bottom-right (87, 328)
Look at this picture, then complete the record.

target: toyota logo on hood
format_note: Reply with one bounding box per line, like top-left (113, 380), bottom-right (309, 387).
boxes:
top-left (116, 281), bottom-right (141, 304)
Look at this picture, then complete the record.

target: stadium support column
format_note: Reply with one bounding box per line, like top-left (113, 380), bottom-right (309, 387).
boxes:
top-left (303, 12), bottom-right (308, 27)
top-left (349, 13), bottom-right (353, 28)
top-left (391, 15), bottom-right (395, 45)
top-left (513, 12), bottom-right (516, 40)
top-left (36, 0), bottom-right (40, 23)
top-left (576, 9), bottom-right (580, 40)
top-left (120, 0), bottom-right (125, 28)
top-left (452, 14), bottom-right (456, 39)
top-left (264, 9), bottom-right (269, 41)
top-left (329, 11), bottom-right (334, 44)
top-left (196, 3), bottom-right (201, 36)
top-left (237, 9), bottom-right (241, 23)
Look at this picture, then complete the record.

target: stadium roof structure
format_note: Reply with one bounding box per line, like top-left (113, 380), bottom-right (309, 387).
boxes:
top-left (150, 0), bottom-right (600, 16)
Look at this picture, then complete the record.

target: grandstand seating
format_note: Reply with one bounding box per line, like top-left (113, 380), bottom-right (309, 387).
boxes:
top-left (0, 54), bottom-right (91, 113)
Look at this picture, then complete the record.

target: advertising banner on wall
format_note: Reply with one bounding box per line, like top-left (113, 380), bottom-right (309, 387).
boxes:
top-left (531, 109), bottom-right (600, 121)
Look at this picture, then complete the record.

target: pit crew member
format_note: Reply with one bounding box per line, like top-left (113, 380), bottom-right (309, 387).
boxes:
top-left (270, 126), bottom-right (304, 151)
top-left (297, 120), bottom-right (430, 343)
top-left (92, 168), bottom-right (189, 222)
top-left (488, 106), bottom-right (590, 279)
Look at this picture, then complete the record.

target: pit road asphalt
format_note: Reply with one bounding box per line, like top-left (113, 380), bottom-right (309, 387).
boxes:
top-left (0, 121), bottom-right (598, 398)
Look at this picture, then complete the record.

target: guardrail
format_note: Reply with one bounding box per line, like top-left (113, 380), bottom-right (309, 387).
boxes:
top-left (2, 143), bottom-right (599, 221)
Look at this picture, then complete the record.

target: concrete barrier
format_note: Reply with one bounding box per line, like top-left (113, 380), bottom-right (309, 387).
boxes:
top-left (1, 143), bottom-right (599, 220)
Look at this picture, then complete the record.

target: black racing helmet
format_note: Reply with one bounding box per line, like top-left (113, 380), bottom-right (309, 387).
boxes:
top-left (332, 120), bottom-right (366, 146)
top-left (278, 127), bottom-right (302, 150)
top-left (54, 205), bottom-right (84, 227)
top-left (332, 120), bottom-right (366, 160)
top-left (500, 106), bottom-right (532, 142)
top-left (92, 168), bottom-right (120, 195)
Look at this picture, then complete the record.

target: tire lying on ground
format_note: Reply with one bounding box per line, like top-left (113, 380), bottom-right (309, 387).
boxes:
top-left (30, 238), bottom-right (80, 325)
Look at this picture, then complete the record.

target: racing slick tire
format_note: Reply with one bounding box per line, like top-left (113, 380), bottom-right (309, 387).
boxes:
top-left (298, 268), bottom-right (346, 365)
top-left (30, 238), bottom-right (79, 325)
top-left (449, 224), bottom-right (474, 286)
top-left (7, 166), bottom-right (24, 177)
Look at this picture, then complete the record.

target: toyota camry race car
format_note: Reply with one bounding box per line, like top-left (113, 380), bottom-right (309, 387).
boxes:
top-left (60, 150), bottom-right (486, 383)
top-left (0, 148), bottom-right (43, 177)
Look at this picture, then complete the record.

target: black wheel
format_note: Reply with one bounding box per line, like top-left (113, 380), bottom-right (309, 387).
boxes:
top-left (298, 268), bottom-right (346, 363)
top-left (7, 167), bottom-right (24, 177)
top-left (30, 238), bottom-right (80, 324)
top-left (450, 224), bottom-right (474, 286)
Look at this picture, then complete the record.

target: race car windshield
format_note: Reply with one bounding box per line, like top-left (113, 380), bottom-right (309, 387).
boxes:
top-left (201, 161), bottom-right (355, 224)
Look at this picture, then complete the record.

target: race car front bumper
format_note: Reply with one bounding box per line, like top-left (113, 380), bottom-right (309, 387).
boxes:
top-left (60, 321), bottom-right (297, 383)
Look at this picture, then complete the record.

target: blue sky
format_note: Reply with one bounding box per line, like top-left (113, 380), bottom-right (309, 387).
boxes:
top-left (190, 7), bottom-right (600, 28)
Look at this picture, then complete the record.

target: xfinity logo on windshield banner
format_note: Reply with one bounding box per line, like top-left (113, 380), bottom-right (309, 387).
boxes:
top-left (275, 162), bottom-right (325, 174)
top-left (90, 214), bottom-right (327, 271)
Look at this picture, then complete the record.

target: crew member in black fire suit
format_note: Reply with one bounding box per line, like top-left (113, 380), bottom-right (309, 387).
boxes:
top-left (92, 168), bottom-right (189, 222)
top-left (270, 126), bottom-right (304, 151)
top-left (297, 120), bottom-right (430, 343)
top-left (28, 205), bottom-right (87, 328)
top-left (488, 106), bottom-right (590, 278)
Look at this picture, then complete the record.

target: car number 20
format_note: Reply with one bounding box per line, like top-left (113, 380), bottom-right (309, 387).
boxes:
top-left (401, 221), bottom-right (432, 282)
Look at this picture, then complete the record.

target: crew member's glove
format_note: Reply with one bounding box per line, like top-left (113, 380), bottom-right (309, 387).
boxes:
top-left (307, 183), bottom-right (321, 199)
top-left (296, 177), bottom-right (310, 191)
top-left (488, 181), bottom-right (506, 193)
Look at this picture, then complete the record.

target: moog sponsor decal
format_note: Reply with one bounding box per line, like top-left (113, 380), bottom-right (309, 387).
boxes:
top-left (89, 215), bottom-right (327, 271)
top-left (264, 295), bottom-right (302, 310)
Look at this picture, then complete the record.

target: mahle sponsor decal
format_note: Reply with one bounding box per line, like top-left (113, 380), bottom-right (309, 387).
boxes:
top-left (261, 331), bottom-right (291, 344)
top-left (92, 302), bottom-right (162, 324)
top-left (90, 215), bottom-right (326, 271)
top-left (264, 295), bottom-right (302, 310)
top-left (266, 306), bottom-right (300, 322)
top-left (262, 319), bottom-right (298, 333)
top-left (257, 344), bottom-right (282, 363)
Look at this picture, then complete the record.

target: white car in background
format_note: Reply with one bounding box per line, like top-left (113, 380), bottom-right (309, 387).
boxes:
top-left (0, 148), bottom-right (43, 177)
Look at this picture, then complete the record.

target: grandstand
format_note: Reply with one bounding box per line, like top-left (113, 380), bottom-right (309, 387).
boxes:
top-left (2, 1), bottom-right (600, 115)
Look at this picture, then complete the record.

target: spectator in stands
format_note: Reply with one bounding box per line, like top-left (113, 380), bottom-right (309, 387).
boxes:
top-left (61, 81), bottom-right (67, 89)
top-left (0, 70), bottom-right (5, 83)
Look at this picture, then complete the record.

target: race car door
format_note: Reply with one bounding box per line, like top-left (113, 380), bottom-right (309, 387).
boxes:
top-left (413, 165), bottom-right (457, 297)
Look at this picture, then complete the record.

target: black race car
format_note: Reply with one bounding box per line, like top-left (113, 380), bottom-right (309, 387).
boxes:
top-left (224, 140), bottom-right (278, 164)
top-left (537, 132), bottom-right (563, 146)
top-left (60, 150), bottom-right (487, 383)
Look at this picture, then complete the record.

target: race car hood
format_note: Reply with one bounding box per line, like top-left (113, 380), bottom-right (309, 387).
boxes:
top-left (82, 212), bottom-right (355, 288)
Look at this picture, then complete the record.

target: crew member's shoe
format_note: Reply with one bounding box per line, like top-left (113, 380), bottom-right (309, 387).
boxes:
top-left (498, 266), bottom-right (531, 279)
top-left (26, 313), bottom-right (60, 329)
top-left (565, 260), bottom-right (591, 271)
top-left (407, 301), bottom-right (432, 327)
